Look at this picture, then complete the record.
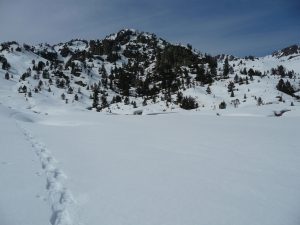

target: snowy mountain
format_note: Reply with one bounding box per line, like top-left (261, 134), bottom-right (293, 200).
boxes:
top-left (0, 29), bottom-right (300, 115)
top-left (1, 29), bottom-right (300, 225)
top-left (272, 44), bottom-right (300, 58)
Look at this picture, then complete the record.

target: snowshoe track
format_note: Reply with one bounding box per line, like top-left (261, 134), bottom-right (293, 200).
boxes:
top-left (18, 124), bottom-right (77, 225)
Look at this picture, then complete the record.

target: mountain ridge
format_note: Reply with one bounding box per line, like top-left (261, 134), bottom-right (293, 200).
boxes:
top-left (0, 29), bottom-right (299, 115)
top-left (2, 29), bottom-right (299, 59)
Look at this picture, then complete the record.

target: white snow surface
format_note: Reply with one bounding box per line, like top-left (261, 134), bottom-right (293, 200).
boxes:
top-left (1, 76), bottom-right (300, 225)
top-left (1, 42), bottom-right (300, 225)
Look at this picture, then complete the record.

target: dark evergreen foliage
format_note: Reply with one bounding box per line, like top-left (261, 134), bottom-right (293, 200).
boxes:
top-left (92, 87), bottom-right (99, 108)
top-left (206, 86), bottom-right (211, 94)
top-left (276, 79), bottom-right (295, 96)
top-left (219, 101), bottom-right (226, 109)
top-left (0, 56), bottom-right (11, 70)
top-left (5, 72), bottom-right (10, 80)
top-left (180, 96), bottom-right (198, 110)
top-left (271, 65), bottom-right (295, 78)
top-left (223, 58), bottom-right (230, 78)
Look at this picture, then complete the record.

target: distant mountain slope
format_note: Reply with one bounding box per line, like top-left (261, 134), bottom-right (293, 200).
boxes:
top-left (272, 44), bottom-right (300, 58)
top-left (0, 29), bottom-right (299, 114)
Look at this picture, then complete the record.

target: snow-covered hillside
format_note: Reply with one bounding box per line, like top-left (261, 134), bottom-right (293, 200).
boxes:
top-left (1, 30), bottom-right (300, 225)
top-left (1, 100), bottom-right (300, 225)
top-left (0, 29), bottom-right (300, 115)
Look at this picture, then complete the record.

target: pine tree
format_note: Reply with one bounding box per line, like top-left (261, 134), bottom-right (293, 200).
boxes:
top-left (276, 79), bottom-right (295, 96)
top-left (67, 87), bottom-right (73, 94)
top-left (257, 97), bottom-right (263, 106)
top-left (176, 92), bottom-right (183, 103)
top-left (239, 77), bottom-right (244, 85)
top-left (132, 101), bottom-right (137, 108)
top-left (180, 96), bottom-right (198, 110)
top-left (195, 64), bottom-right (206, 83)
top-left (248, 68), bottom-right (255, 76)
top-left (206, 86), bottom-right (211, 94)
top-left (234, 74), bottom-right (239, 83)
top-left (92, 88), bottom-right (99, 108)
top-left (206, 55), bottom-right (218, 77)
top-left (117, 69), bottom-right (131, 96)
top-left (219, 101), bottom-right (226, 109)
top-left (2, 59), bottom-right (11, 70)
top-left (101, 94), bottom-right (108, 108)
top-left (37, 61), bottom-right (45, 71)
top-left (5, 72), bottom-right (9, 80)
top-left (245, 76), bottom-right (249, 84)
top-left (223, 58), bottom-right (230, 78)
top-left (230, 90), bottom-right (234, 97)
top-left (124, 96), bottom-right (130, 105)
top-left (142, 98), bottom-right (147, 106)
top-left (228, 81), bottom-right (235, 92)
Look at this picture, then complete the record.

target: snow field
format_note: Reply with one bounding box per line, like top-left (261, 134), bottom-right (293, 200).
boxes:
top-left (20, 111), bottom-right (300, 225)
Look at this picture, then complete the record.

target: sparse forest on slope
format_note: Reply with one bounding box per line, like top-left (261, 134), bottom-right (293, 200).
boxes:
top-left (1, 29), bottom-right (300, 114)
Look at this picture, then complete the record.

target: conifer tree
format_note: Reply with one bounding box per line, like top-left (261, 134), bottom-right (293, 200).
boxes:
top-left (206, 86), bottom-right (211, 94)
top-left (223, 58), bottom-right (230, 78)
top-left (195, 64), bottom-right (206, 83)
top-left (5, 72), bottom-right (9, 80)
top-left (230, 90), bottom-right (234, 97)
top-left (92, 88), bottom-right (99, 108)
top-left (101, 94), bottom-right (108, 108)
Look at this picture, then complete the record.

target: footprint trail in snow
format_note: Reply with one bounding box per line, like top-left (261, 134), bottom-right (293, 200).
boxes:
top-left (18, 124), bottom-right (78, 225)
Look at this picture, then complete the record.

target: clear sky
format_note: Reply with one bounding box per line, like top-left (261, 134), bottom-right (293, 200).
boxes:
top-left (0, 0), bottom-right (299, 56)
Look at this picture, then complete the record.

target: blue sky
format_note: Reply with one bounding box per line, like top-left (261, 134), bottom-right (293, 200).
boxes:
top-left (0, 0), bottom-right (299, 56)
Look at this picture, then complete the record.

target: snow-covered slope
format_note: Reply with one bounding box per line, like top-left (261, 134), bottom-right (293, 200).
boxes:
top-left (1, 30), bottom-right (299, 115)
top-left (1, 102), bottom-right (300, 225)
top-left (1, 30), bottom-right (300, 225)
